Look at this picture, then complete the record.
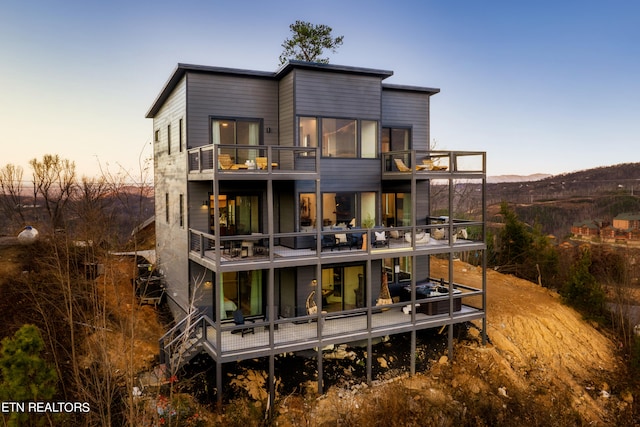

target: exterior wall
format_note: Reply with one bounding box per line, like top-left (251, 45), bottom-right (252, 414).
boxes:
top-left (290, 69), bottom-right (385, 201)
top-left (294, 69), bottom-right (382, 119)
top-left (153, 76), bottom-right (190, 316)
top-left (613, 219), bottom-right (630, 230)
top-left (188, 181), bottom-right (212, 234)
top-left (186, 72), bottom-right (279, 149)
top-left (278, 72), bottom-right (295, 147)
top-left (382, 89), bottom-right (431, 150)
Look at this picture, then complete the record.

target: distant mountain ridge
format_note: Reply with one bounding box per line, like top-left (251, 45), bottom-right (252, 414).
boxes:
top-left (489, 162), bottom-right (640, 184)
top-left (488, 173), bottom-right (551, 183)
top-left (486, 162), bottom-right (640, 239)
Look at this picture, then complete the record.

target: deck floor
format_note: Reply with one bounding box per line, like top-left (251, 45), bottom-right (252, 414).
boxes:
top-left (201, 304), bottom-right (482, 361)
top-left (201, 237), bottom-right (479, 263)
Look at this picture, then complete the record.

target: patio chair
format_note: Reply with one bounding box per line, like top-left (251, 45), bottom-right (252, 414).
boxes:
top-left (218, 154), bottom-right (237, 170)
top-left (333, 233), bottom-right (351, 250)
top-left (306, 290), bottom-right (327, 316)
top-left (255, 157), bottom-right (268, 170)
top-left (372, 230), bottom-right (388, 248)
top-left (315, 234), bottom-right (337, 251)
top-left (422, 159), bottom-right (448, 171)
top-left (256, 156), bottom-right (278, 170)
top-left (231, 310), bottom-right (255, 337)
top-left (393, 158), bottom-right (412, 172)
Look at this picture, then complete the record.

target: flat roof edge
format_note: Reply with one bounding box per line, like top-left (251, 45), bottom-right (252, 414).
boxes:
top-left (383, 83), bottom-right (440, 95)
top-left (276, 60), bottom-right (394, 79)
top-left (146, 62), bottom-right (434, 118)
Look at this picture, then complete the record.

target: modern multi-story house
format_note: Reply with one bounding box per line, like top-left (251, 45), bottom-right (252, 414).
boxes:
top-left (146, 60), bottom-right (487, 403)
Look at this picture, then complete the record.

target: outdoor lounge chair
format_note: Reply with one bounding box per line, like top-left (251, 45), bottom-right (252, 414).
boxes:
top-left (231, 310), bottom-right (255, 337)
top-left (306, 288), bottom-right (327, 316)
top-left (255, 157), bottom-right (268, 170)
top-left (218, 154), bottom-right (238, 170)
top-left (393, 158), bottom-right (412, 172)
top-left (422, 159), bottom-right (448, 171)
top-left (255, 156), bottom-right (278, 170)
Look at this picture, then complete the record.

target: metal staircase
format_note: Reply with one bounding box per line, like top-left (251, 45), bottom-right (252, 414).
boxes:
top-left (158, 311), bottom-right (217, 372)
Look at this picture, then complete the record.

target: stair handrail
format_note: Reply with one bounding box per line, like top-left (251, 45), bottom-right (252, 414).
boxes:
top-left (159, 313), bottom-right (215, 365)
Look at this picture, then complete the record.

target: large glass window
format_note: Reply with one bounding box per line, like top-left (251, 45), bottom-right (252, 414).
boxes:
top-left (212, 118), bottom-right (260, 164)
top-left (322, 118), bottom-right (356, 158)
top-left (321, 265), bottom-right (365, 312)
top-left (299, 117), bottom-right (318, 149)
top-left (361, 120), bottom-right (378, 158)
top-left (212, 119), bottom-right (260, 145)
top-left (211, 194), bottom-right (260, 235)
top-left (319, 192), bottom-right (377, 228)
top-left (300, 116), bottom-right (379, 158)
top-left (360, 192), bottom-right (376, 228)
top-left (220, 271), bottom-right (263, 319)
top-left (322, 192), bottom-right (356, 227)
top-left (299, 193), bottom-right (316, 229)
top-left (382, 192), bottom-right (412, 227)
top-left (382, 127), bottom-right (410, 152)
top-left (383, 257), bottom-right (412, 299)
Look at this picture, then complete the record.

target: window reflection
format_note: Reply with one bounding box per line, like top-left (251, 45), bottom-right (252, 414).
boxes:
top-left (322, 118), bottom-right (356, 158)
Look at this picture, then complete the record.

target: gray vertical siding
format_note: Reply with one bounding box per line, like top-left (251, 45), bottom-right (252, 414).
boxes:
top-left (186, 72), bottom-right (279, 149)
top-left (278, 73), bottom-right (294, 146)
top-left (319, 159), bottom-right (381, 192)
top-left (153, 76), bottom-right (190, 312)
top-left (295, 70), bottom-right (382, 118)
top-left (382, 89), bottom-right (431, 150)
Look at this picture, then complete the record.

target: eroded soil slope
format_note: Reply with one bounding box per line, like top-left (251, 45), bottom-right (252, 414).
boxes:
top-left (300, 258), bottom-right (632, 426)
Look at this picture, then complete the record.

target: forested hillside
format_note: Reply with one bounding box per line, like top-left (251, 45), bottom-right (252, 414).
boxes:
top-left (487, 162), bottom-right (640, 238)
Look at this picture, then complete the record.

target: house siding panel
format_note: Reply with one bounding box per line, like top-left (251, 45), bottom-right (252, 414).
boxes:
top-left (279, 73), bottom-right (295, 147)
top-left (320, 159), bottom-right (381, 192)
top-left (153, 76), bottom-right (190, 311)
top-left (382, 90), bottom-right (431, 150)
top-left (295, 70), bottom-right (382, 119)
top-left (186, 72), bottom-right (279, 149)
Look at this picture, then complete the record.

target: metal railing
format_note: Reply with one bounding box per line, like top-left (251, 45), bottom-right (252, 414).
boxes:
top-left (187, 144), bottom-right (318, 174)
top-left (382, 150), bottom-right (486, 176)
top-left (188, 222), bottom-right (485, 265)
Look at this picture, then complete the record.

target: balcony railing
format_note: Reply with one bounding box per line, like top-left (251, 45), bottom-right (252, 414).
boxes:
top-left (160, 278), bottom-right (484, 365)
top-left (188, 144), bottom-right (318, 175)
top-left (189, 222), bottom-right (485, 266)
top-left (382, 150), bottom-right (486, 177)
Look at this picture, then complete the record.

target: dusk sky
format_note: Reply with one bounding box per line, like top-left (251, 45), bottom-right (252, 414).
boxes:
top-left (2, 1), bottom-right (639, 180)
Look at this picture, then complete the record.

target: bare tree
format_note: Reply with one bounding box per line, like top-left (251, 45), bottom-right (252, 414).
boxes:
top-left (0, 163), bottom-right (26, 226)
top-left (29, 154), bottom-right (77, 231)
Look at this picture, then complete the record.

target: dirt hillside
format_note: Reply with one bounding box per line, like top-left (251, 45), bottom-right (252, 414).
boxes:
top-left (300, 258), bottom-right (632, 426)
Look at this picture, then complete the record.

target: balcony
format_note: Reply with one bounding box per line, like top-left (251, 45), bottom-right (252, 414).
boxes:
top-left (188, 145), bottom-right (319, 180)
top-left (188, 223), bottom-right (485, 269)
top-left (382, 150), bottom-right (486, 180)
top-left (159, 280), bottom-right (484, 365)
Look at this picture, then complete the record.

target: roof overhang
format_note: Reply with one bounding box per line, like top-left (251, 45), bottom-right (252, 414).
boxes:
top-left (275, 59), bottom-right (394, 80)
top-left (146, 63), bottom-right (274, 118)
top-left (146, 61), bottom-right (432, 118)
top-left (382, 83), bottom-right (440, 96)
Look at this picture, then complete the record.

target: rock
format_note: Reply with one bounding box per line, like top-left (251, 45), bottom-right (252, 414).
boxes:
top-left (438, 355), bottom-right (449, 365)
top-left (621, 390), bottom-right (633, 404)
top-left (17, 226), bottom-right (38, 244)
top-left (377, 357), bottom-right (388, 369)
